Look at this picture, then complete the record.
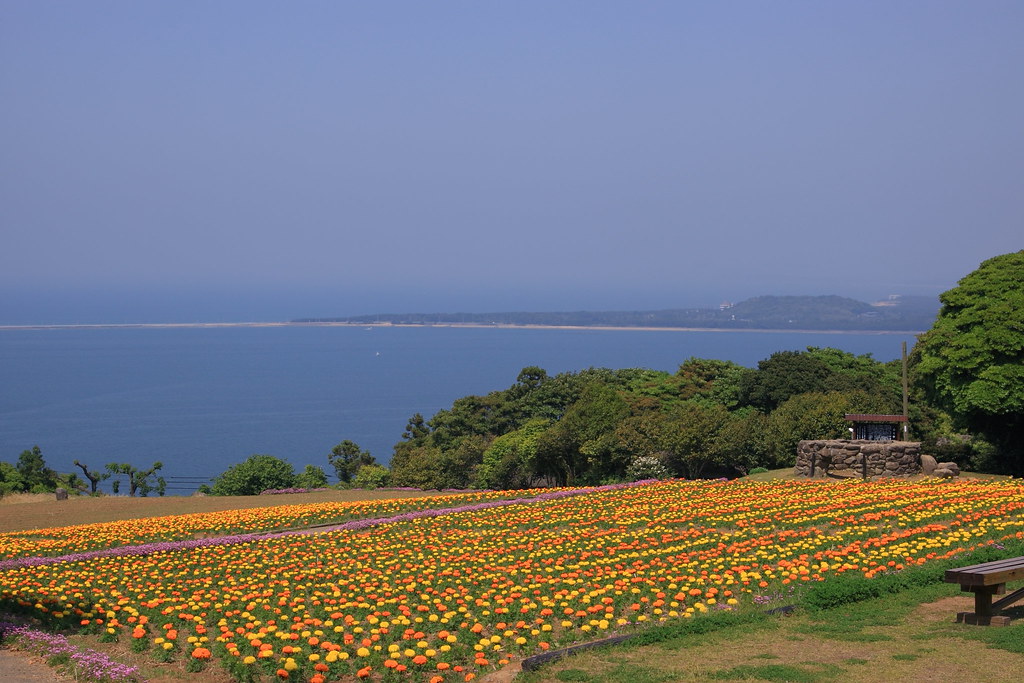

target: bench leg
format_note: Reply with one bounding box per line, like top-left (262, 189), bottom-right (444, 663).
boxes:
top-left (957, 584), bottom-right (1011, 626)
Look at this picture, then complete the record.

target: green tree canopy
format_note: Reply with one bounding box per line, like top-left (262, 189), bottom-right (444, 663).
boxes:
top-left (475, 418), bottom-right (550, 490)
top-left (295, 464), bottom-right (330, 489)
top-left (353, 464), bottom-right (391, 489)
top-left (210, 454), bottom-right (296, 496)
top-left (913, 250), bottom-right (1024, 473)
top-left (16, 446), bottom-right (57, 493)
top-left (738, 351), bottom-right (835, 412)
top-left (0, 461), bottom-right (26, 495)
top-left (328, 441), bottom-right (376, 483)
top-left (534, 382), bottom-right (630, 485)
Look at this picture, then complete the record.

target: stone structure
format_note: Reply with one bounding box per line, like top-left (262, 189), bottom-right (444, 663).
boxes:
top-left (795, 440), bottom-right (923, 478)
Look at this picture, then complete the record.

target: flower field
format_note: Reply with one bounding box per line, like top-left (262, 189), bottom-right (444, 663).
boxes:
top-left (0, 488), bottom-right (548, 563)
top-left (2, 478), bottom-right (1023, 682)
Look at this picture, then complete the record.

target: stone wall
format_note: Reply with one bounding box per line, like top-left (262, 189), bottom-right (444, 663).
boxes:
top-left (795, 440), bottom-right (922, 478)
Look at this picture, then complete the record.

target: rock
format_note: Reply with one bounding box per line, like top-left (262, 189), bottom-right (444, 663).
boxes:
top-left (55, 488), bottom-right (68, 501)
top-left (920, 454), bottom-right (938, 475)
top-left (933, 468), bottom-right (954, 478)
top-left (937, 461), bottom-right (961, 475)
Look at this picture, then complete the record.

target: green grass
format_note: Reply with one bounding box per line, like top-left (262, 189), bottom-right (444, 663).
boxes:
top-left (706, 662), bottom-right (844, 682)
top-left (519, 540), bottom-right (1024, 682)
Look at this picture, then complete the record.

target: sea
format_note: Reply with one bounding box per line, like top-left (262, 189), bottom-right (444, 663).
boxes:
top-left (0, 324), bottom-right (920, 493)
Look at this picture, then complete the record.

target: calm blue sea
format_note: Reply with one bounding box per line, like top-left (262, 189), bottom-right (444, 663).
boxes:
top-left (0, 325), bottom-right (918, 492)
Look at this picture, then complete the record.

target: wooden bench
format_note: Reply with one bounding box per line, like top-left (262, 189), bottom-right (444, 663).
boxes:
top-left (944, 555), bottom-right (1024, 626)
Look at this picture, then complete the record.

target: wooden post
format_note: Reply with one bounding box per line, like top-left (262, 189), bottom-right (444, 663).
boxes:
top-left (958, 584), bottom-right (1011, 626)
top-left (902, 341), bottom-right (909, 438)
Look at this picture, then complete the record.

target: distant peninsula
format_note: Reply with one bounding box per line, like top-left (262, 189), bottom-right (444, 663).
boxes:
top-left (294, 295), bottom-right (940, 332)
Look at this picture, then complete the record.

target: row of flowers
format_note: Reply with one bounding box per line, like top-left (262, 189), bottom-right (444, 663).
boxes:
top-left (0, 481), bottom-right (649, 572)
top-left (1, 478), bottom-right (1023, 682)
top-left (0, 487), bottom-right (567, 563)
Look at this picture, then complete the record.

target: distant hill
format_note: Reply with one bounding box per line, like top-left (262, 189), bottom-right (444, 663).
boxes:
top-left (294, 295), bottom-right (940, 331)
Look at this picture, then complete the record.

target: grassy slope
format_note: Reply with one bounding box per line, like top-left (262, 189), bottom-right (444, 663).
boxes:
top-left (518, 582), bottom-right (1024, 683)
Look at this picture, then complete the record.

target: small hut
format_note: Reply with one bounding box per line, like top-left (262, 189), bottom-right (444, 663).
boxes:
top-left (844, 414), bottom-right (908, 442)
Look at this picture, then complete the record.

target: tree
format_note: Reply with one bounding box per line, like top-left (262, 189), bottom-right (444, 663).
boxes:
top-left (353, 464), bottom-right (390, 489)
top-left (738, 351), bottom-right (834, 412)
top-left (74, 460), bottom-right (110, 494)
top-left (673, 358), bottom-right (748, 408)
top-left (661, 402), bottom-right (732, 479)
top-left (513, 366), bottom-right (548, 394)
top-left (17, 446), bottom-right (57, 493)
top-left (327, 440), bottom-right (376, 483)
top-left (711, 409), bottom-right (769, 476)
top-left (534, 382), bottom-right (630, 485)
top-left (803, 346), bottom-right (902, 411)
top-left (210, 454), bottom-right (296, 496)
top-left (913, 251), bottom-right (1024, 474)
top-left (0, 461), bottom-right (26, 495)
top-left (389, 444), bottom-right (443, 489)
top-left (433, 434), bottom-right (489, 490)
top-left (295, 464), bottom-right (329, 489)
top-left (106, 462), bottom-right (166, 497)
top-left (475, 418), bottom-right (550, 490)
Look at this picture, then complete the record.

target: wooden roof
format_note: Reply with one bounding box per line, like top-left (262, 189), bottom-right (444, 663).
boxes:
top-left (844, 414), bottom-right (908, 422)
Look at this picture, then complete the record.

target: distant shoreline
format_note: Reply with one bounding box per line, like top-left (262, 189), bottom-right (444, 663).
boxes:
top-left (0, 321), bottom-right (925, 335)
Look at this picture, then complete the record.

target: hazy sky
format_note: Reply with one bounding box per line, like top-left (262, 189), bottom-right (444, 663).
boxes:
top-left (2, 2), bottom-right (1022, 323)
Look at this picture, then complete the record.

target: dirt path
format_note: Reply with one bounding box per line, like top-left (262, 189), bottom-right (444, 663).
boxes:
top-left (0, 647), bottom-right (65, 681)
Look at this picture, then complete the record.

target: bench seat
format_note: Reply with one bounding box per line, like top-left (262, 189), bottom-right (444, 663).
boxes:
top-left (944, 555), bottom-right (1024, 626)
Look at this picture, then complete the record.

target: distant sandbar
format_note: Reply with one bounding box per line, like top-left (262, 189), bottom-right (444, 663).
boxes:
top-left (0, 321), bottom-right (923, 335)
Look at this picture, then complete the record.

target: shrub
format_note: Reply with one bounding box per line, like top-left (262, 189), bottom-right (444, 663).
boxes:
top-left (626, 455), bottom-right (669, 481)
top-left (210, 455), bottom-right (296, 496)
top-left (353, 464), bottom-right (390, 489)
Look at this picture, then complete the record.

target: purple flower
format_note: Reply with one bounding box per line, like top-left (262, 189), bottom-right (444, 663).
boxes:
top-left (0, 621), bottom-right (141, 681)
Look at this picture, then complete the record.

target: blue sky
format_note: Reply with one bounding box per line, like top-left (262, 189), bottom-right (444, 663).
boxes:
top-left (2, 1), bottom-right (1022, 323)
